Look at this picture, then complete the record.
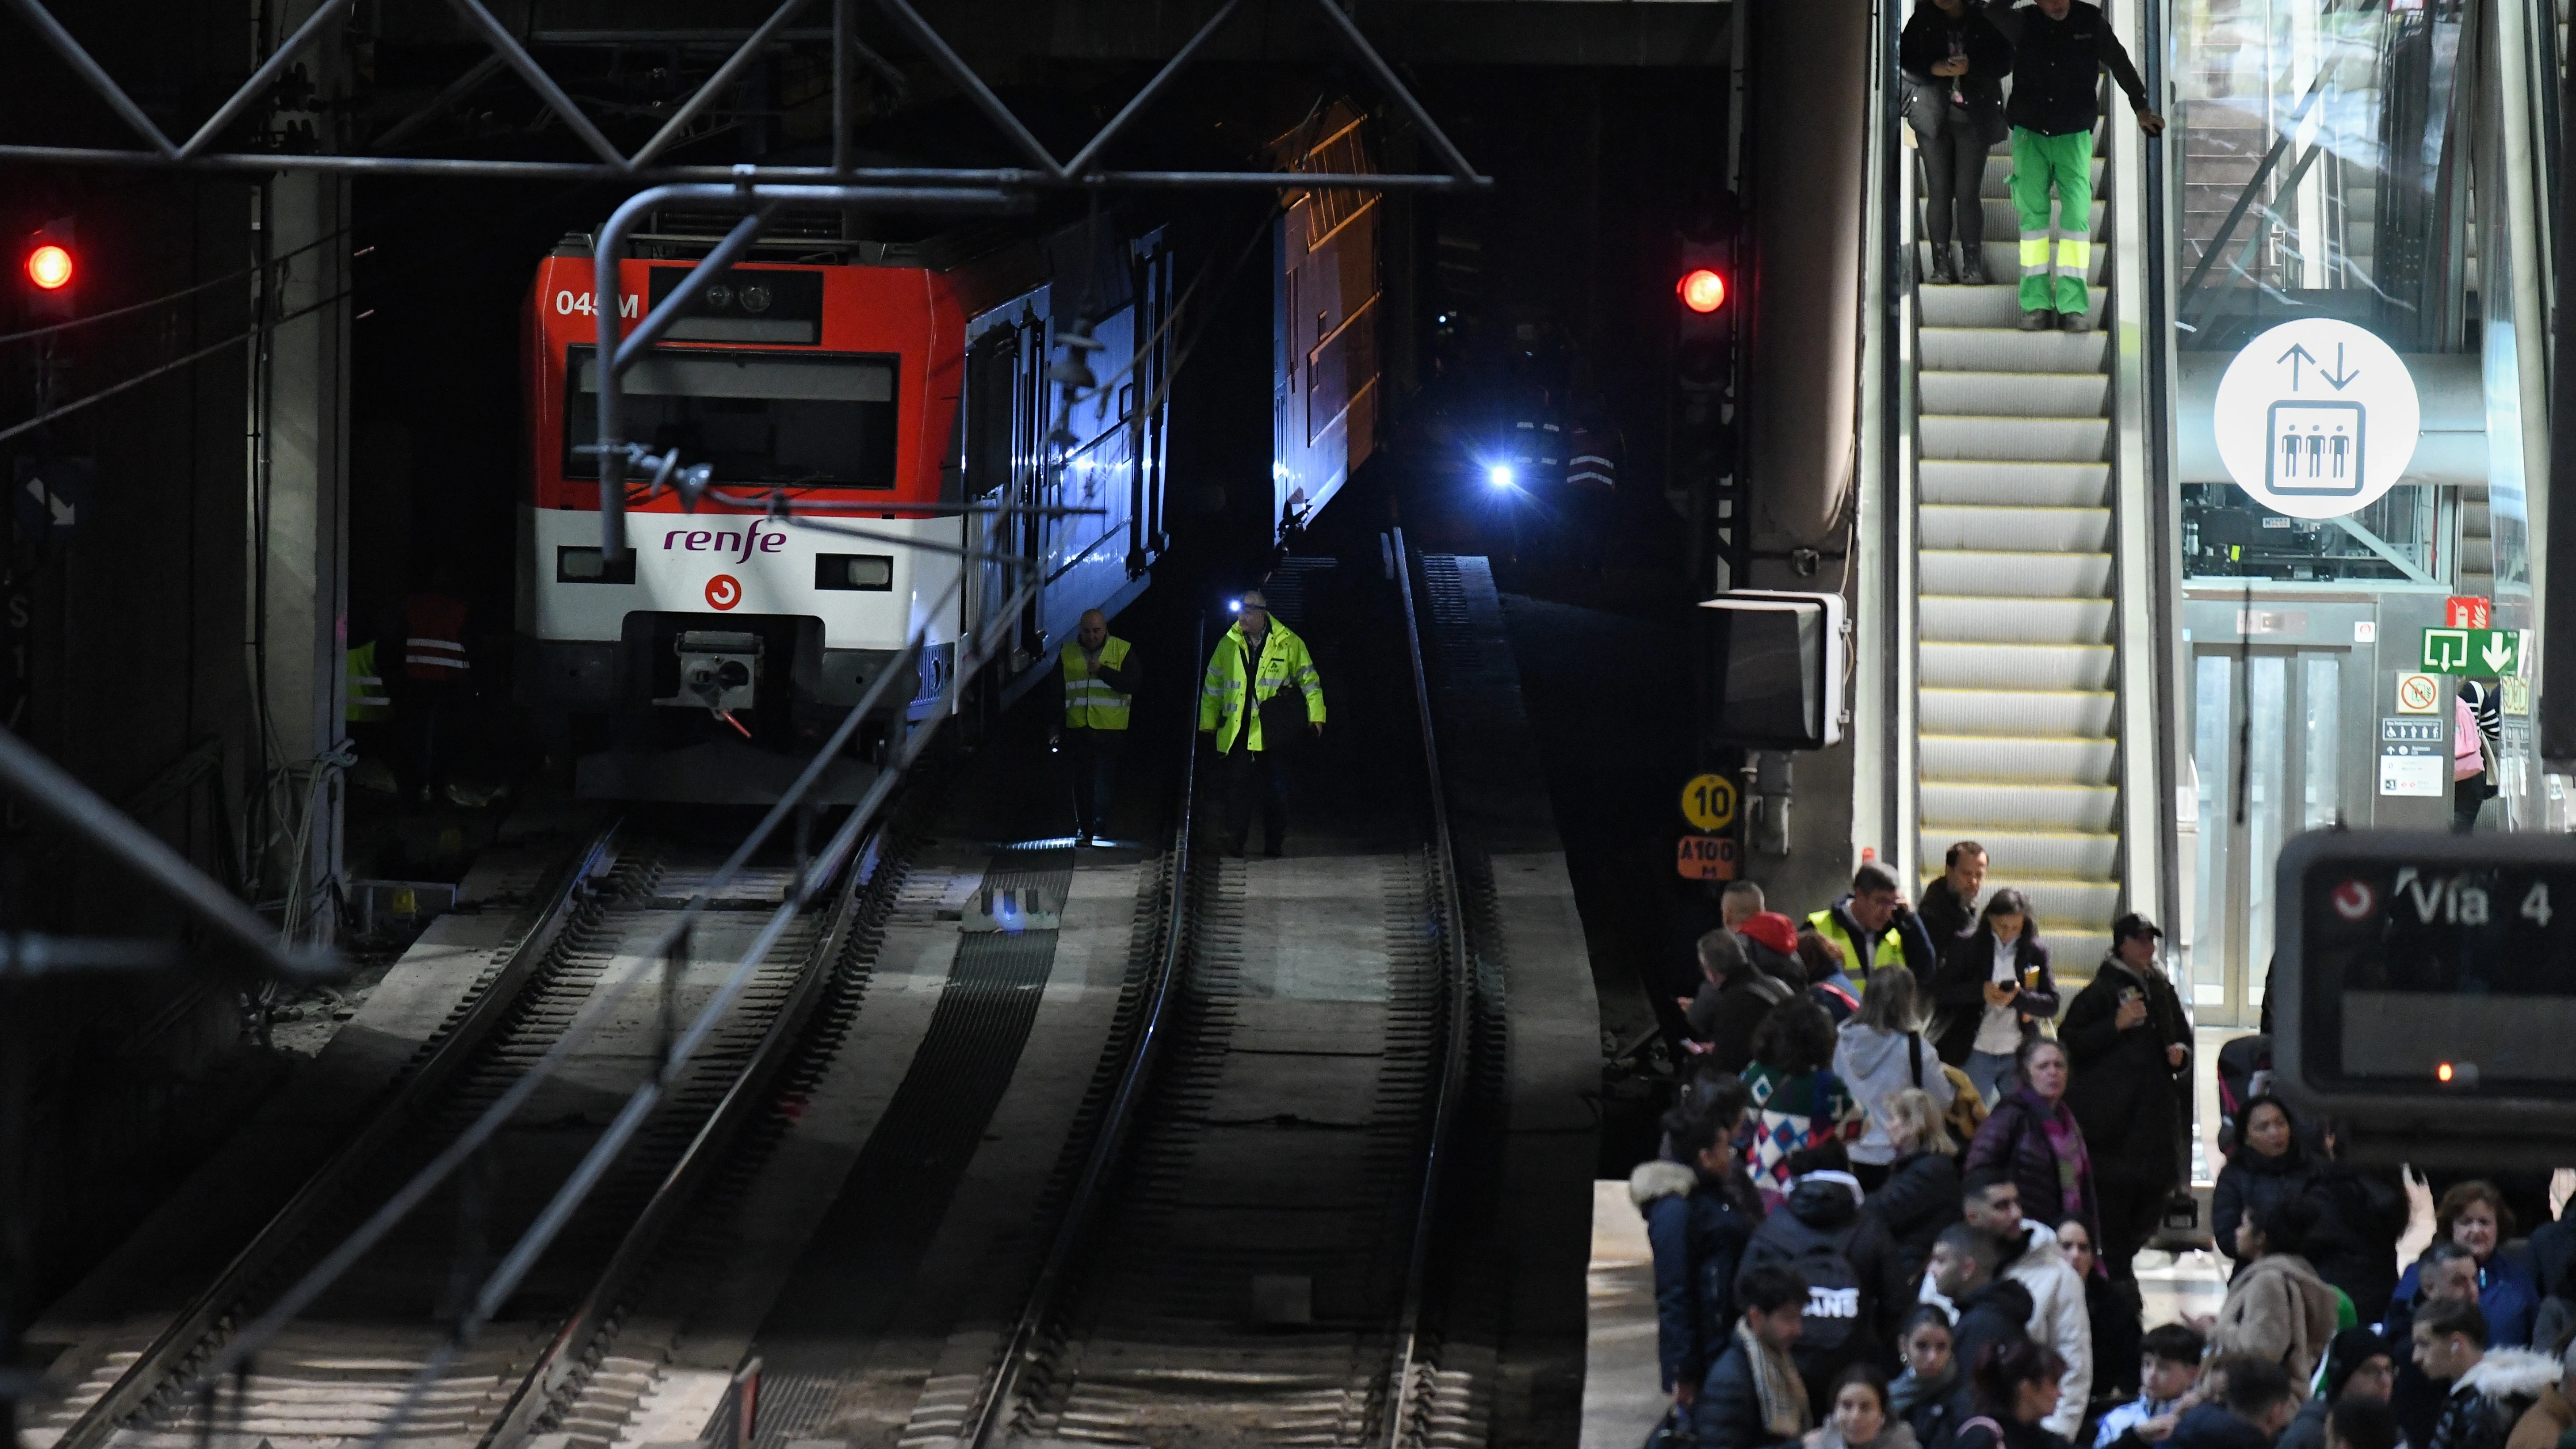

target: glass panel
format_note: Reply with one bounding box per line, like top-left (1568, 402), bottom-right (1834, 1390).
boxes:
top-left (2183, 481), bottom-right (2441, 582)
top-left (565, 348), bottom-right (901, 488)
top-left (2245, 656), bottom-right (2290, 1007)
top-left (2193, 654), bottom-right (2237, 1007)
top-left (2303, 654), bottom-right (2342, 830)
top-left (2170, 0), bottom-right (2470, 353)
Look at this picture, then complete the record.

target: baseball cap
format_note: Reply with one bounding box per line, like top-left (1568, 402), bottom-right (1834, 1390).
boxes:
top-left (2110, 912), bottom-right (2164, 944)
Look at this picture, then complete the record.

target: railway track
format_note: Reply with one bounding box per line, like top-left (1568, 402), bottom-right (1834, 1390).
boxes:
top-left (31, 818), bottom-right (893, 1449)
top-left (961, 535), bottom-right (1490, 1449)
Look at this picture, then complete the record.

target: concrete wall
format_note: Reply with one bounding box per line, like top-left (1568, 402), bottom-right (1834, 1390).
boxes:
top-left (0, 0), bottom-right (287, 1313)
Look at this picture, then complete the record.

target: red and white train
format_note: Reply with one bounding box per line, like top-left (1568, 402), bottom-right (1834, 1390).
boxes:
top-left (515, 219), bottom-right (1173, 800)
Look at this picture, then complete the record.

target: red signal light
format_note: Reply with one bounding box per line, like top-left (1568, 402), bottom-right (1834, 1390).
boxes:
top-left (25, 244), bottom-right (72, 292)
top-left (1677, 268), bottom-right (1726, 314)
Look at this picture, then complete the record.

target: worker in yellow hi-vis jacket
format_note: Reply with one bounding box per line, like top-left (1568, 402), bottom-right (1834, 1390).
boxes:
top-left (1056, 609), bottom-right (1136, 847)
top-left (1197, 589), bottom-right (1325, 857)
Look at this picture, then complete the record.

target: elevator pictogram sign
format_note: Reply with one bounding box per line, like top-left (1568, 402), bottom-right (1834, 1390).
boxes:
top-left (2211, 319), bottom-right (2421, 521)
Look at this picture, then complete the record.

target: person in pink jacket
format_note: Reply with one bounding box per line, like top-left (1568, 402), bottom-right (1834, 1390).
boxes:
top-left (2455, 691), bottom-right (2491, 830)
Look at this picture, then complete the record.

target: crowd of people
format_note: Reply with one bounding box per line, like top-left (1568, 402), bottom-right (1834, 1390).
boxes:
top-left (1633, 847), bottom-right (2576, 1449)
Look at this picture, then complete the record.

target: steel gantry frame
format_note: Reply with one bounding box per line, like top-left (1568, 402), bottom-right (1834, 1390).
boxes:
top-left (0, 0), bottom-right (1487, 191)
top-left (0, 0), bottom-right (1488, 962)
top-left (0, 6), bottom-right (1488, 1443)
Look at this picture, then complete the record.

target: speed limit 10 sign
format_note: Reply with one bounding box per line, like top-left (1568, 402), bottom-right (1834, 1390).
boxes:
top-left (1682, 773), bottom-right (1738, 832)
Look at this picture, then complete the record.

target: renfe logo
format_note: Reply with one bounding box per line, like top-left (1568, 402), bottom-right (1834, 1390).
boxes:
top-left (705, 575), bottom-right (742, 611)
top-left (665, 519), bottom-right (788, 564)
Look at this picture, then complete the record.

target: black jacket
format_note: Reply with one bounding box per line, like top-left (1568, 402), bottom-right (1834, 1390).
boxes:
top-left (1740, 1175), bottom-right (1913, 1400)
top-left (2306, 1159), bottom-right (2410, 1323)
top-left (1694, 1336), bottom-right (1799, 1449)
top-left (1947, 1277), bottom-right (2037, 1404)
top-left (2166, 1403), bottom-right (2271, 1449)
top-left (2059, 956), bottom-right (2191, 1199)
top-left (1930, 928), bottom-right (2060, 1067)
top-left (1917, 877), bottom-right (1982, 958)
top-left (1988, 0), bottom-right (2152, 136)
top-left (1866, 1149), bottom-right (1962, 1285)
top-left (1690, 971), bottom-right (1797, 1074)
top-left (1899, 3), bottom-right (2013, 128)
top-left (1637, 1158), bottom-right (1762, 1393)
top-left (2428, 1351), bottom-right (2562, 1449)
top-left (2211, 1142), bottom-right (2316, 1264)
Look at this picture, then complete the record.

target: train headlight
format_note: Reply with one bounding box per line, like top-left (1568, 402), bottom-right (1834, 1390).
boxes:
top-left (814, 553), bottom-right (894, 590)
top-left (740, 283), bottom-right (772, 314)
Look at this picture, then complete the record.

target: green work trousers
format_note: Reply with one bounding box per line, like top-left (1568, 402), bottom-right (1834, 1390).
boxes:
top-left (2009, 126), bottom-right (2094, 315)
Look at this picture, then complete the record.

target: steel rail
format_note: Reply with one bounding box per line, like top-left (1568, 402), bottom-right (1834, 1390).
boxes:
top-left (46, 824), bottom-right (621, 1449)
top-left (1380, 529), bottom-right (1474, 1449)
top-left (479, 822), bottom-right (884, 1449)
top-left (347, 569), bottom-right (1048, 1449)
top-left (965, 613), bottom-right (1206, 1449)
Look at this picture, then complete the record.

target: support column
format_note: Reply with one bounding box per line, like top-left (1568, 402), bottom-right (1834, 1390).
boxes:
top-left (248, 0), bottom-right (350, 939)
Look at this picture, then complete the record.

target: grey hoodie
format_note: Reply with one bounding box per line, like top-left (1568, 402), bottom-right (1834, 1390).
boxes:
top-left (1834, 1022), bottom-right (1957, 1166)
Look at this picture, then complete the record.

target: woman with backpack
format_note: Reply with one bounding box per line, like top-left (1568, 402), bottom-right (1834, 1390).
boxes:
top-left (1930, 889), bottom-right (2059, 1104)
top-left (1954, 1339), bottom-right (2075, 1449)
top-left (1964, 1037), bottom-right (2101, 1255)
top-left (1835, 967), bottom-right (1957, 1193)
top-left (1743, 999), bottom-right (1868, 1207)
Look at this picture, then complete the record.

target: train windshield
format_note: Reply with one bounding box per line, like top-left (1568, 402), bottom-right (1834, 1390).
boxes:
top-left (564, 348), bottom-right (899, 489)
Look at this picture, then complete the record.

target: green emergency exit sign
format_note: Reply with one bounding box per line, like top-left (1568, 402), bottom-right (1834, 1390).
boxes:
top-left (2420, 627), bottom-right (2521, 676)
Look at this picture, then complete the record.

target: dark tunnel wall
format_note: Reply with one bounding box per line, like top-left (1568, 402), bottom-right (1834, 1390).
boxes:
top-left (0, 0), bottom-right (280, 1311)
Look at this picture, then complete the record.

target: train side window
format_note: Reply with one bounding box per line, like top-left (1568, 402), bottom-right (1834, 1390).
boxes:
top-left (968, 331), bottom-right (1019, 498)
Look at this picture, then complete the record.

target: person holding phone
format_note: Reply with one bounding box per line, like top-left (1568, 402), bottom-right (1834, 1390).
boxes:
top-left (2060, 913), bottom-right (2192, 1295)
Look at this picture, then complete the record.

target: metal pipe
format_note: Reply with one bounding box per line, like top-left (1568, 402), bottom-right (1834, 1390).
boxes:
top-left (589, 182), bottom-right (1024, 556)
top-left (1062, 0), bottom-right (1249, 178)
top-left (1302, 0), bottom-right (1486, 184)
top-left (442, 0), bottom-right (631, 169)
top-left (831, 0), bottom-right (851, 175)
top-left (3, 0), bottom-right (177, 155)
top-left (179, 0), bottom-right (355, 159)
top-left (608, 205), bottom-right (780, 371)
top-left (0, 145), bottom-right (1473, 190)
top-left (871, 0), bottom-right (1067, 179)
top-left (368, 52), bottom-right (507, 155)
top-left (628, 0), bottom-right (815, 171)
top-left (0, 727), bottom-right (334, 982)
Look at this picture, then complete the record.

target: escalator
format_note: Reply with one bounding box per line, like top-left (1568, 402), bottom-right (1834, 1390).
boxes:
top-left (1911, 135), bottom-right (2124, 968)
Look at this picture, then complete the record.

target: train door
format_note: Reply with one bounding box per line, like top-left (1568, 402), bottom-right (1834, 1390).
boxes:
top-left (1272, 105), bottom-right (1381, 542)
top-left (2185, 643), bottom-right (2366, 1026)
top-left (964, 317), bottom-right (1032, 665)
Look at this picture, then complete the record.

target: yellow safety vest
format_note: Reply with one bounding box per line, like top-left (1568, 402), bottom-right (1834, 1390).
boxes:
top-left (1806, 907), bottom-right (1909, 990)
top-left (1197, 621), bottom-right (1325, 754)
top-left (346, 640), bottom-right (392, 723)
top-left (1063, 636), bottom-right (1134, 731)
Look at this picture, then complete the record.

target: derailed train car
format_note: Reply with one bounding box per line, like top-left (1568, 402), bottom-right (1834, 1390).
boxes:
top-left (515, 215), bottom-right (1172, 801)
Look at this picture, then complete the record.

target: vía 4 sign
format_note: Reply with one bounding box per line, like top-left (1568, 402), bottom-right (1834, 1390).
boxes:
top-left (2419, 627), bottom-right (2524, 676)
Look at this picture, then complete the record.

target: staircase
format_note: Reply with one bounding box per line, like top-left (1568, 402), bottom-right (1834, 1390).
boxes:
top-left (1913, 143), bottom-right (2119, 973)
